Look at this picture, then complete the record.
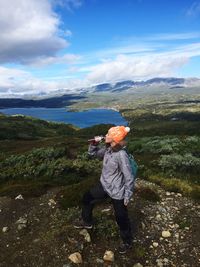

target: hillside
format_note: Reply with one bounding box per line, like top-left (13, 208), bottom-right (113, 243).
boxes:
top-left (1, 179), bottom-right (199, 267)
top-left (0, 105), bottom-right (199, 266)
top-left (0, 94), bottom-right (85, 108)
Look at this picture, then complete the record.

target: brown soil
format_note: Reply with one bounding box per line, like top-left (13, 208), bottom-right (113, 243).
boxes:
top-left (0, 180), bottom-right (199, 267)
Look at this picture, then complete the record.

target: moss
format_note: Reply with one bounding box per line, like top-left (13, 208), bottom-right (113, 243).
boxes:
top-left (133, 245), bottom-right (146, 258)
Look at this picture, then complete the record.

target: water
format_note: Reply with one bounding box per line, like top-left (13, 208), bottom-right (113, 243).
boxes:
top-left (0, 107), bottom-right (127, 128)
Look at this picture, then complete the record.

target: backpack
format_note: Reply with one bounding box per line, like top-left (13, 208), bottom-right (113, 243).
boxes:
top-left (121, 148), bottom-right (138, 178)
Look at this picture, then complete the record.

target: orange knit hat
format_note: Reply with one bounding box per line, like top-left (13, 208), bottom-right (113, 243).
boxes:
top-left (108, 126), bottom-right (130, 143)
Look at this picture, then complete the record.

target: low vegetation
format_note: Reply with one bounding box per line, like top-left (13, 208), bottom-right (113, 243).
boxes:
top-left (0, 99), bottom-right (199, 201)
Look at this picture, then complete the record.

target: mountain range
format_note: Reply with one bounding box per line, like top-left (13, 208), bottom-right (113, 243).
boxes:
top-left (88, 77), bottom-right (200, 93)
top-left (0, 77), bottom-right (199, 108)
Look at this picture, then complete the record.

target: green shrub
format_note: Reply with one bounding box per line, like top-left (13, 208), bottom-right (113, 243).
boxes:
top-left (0, 147), bottom-right (102, 183)
top-left (158, 153), bottom-right (200, 176)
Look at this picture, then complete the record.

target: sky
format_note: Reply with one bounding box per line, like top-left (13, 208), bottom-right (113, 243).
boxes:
top-left (0, 0), bottom-right (200, 97)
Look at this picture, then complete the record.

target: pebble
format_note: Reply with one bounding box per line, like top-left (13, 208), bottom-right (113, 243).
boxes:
top-left (156, 259), bottom-right (163, 267)
top-left (162, 230), bottom-right (171, 238)
top-left (48, 199), bottom-right (56, 206)
top-left (153, 242), bottom-right (159, 248)
top-left (103, 250), bottom-right (114, 262)
top-left (68, 252), bottom-right (82, 264)
top-left (101, 208), bottom-right (111, 213)
top-left (79, 229), bottom-right (91, 242)
top-left (133, 263), bottom-right (143, 267)
top-left (2, 227), bottom-right (9, 233)
top-left (16, 217), bottom-right (28, 230)
top-left (96, 258), bottom-right (104, 264)
top-left (156, 214), bottom-right (162, 220)
top-left (15, 194), bottom-right (24, 200)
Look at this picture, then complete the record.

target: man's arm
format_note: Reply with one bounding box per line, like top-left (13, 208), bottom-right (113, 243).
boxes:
top-left (118, 150), bottom-right (135, 205)
top-left (88, 143), bottom-right (107, 160)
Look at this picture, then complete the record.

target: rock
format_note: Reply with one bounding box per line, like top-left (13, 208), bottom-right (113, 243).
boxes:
top-left (101, 208), bottom-right (111, 213)
top-left (175, 233), bottom-right (179, 239)
top-left (2, 227), bottom-right (9, 233)
top-left (153, 242), bottom-right (159, 248)
top-left (48, 199), bottom-right (56, 206)
top-left (133, 263), bottom-right (143, 267)
top-left (158, 207), bottom-right (167, 213)
top-left (166, 192), bottom-right (171, 196)
top-left (103, 250), bottom-right (114, 262)
top-left (141, 222), bottom-right (145, 230)
top-left (156, 214), bottom-right (162, 220)
top-left (96, 258), bottom-right (104, 264)
top-left (162, 230), bottom-right (171, 238)
top-left (156, 259), bottom-right (163, 267)
top-left (79, 229), bottom-right (91, 242)
top-left (15, 194), bottom-right (24, 200)
top-left (176, 193), bottom-right (182, 197)
top-left (16, 217), bottom-right (28, 230)
top-left (68, 252), bottom-right (83, 264)
top-left (163, 258), bottom-right (169, 264)
top-left (17, 224), bottom-right (27, 230)
top-left (16, 217), bottom-right (28, 225)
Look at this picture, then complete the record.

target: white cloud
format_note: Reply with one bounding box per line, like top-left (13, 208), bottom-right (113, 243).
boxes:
top-left (0, 66), bottom-right (85, 98)
top-left (0, 0), bottom-right (69, 64)
top-left (79, 39), bottom-right (200, 84)
top-left (85, 54), bottom-right (189, 84)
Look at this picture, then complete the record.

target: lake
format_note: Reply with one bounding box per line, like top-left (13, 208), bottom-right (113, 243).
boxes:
top-left (0, 108), bottom-right (128, 128)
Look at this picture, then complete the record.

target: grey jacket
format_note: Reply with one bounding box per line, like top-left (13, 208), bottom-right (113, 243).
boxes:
top-left (88, 144), bottom-right (135, 202)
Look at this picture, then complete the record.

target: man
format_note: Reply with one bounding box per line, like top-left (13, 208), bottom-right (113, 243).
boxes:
top-left (74, 126), bottom-right (135, 254)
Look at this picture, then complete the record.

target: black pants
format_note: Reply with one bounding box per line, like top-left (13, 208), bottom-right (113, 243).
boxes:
top-left (81, 182), bottom-right (132, 244)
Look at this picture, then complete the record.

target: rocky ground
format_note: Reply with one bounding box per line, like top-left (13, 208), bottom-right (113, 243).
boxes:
top-left (0, 179), bottom-right (199, 267)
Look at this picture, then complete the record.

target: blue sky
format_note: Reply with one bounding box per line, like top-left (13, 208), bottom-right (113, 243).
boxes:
top-left (0, 0), bottom-right (200, 97)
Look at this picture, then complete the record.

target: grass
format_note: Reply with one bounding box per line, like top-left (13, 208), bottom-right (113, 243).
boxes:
top-left (148, 175), bottom-right (200, 200)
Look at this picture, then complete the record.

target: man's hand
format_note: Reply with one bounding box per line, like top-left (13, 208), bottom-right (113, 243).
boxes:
top-left (124, 199), bottom-right (129, 206)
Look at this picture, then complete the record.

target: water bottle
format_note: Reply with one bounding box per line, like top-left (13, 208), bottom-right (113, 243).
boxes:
top-left (88, 135), bottom-right (105, 142)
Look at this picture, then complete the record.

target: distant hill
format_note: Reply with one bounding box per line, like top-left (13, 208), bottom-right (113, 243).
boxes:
top-left (0, 77), bottom-right (199, 108)
top-left (0, 114), bottom-right (76, 140)
top-left (0, 94), bottom-right (85, 109)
